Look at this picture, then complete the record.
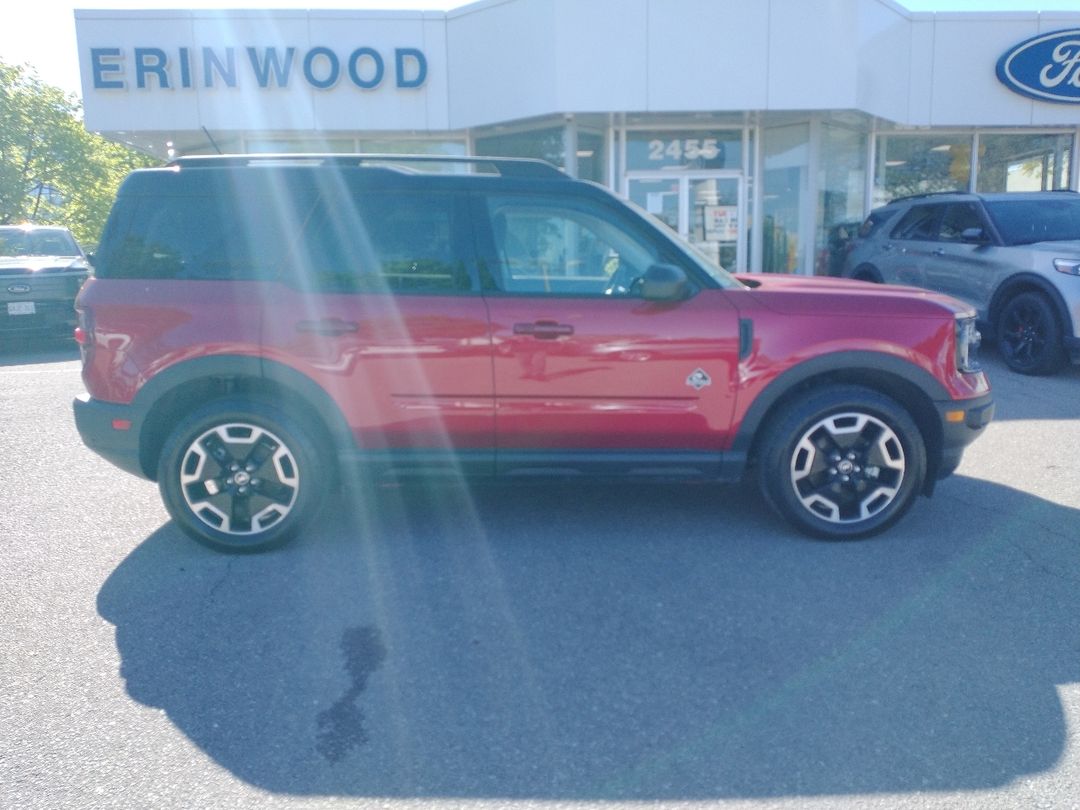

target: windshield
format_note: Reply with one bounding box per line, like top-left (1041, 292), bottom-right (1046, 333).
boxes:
top-left (983, 197), bottom-right (1080, 245)
top-left (0, 227), bottom-right (81, 257)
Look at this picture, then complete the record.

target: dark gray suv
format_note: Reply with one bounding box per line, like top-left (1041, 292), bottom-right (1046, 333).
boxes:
top-left (844, 191), bottom-right (1080, 375)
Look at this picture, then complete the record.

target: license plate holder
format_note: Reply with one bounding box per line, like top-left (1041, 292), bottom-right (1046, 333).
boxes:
top-left (7, 301), bottom-right (36, 316)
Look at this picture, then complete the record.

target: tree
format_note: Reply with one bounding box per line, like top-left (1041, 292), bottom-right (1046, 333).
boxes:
top-left (0, 60), bottom-right (158, 246)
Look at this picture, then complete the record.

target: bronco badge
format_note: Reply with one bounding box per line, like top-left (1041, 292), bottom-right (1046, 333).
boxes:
top-left (686, 368), bottom-right (711, 390)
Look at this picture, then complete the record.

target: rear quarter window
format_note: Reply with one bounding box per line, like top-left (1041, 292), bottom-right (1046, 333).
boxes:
top-left (94, 180), bottom-right (316, 281)
top-left (857, 210), bottom-right (895, 239)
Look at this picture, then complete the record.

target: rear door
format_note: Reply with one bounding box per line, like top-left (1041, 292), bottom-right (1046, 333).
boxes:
top-left (884, 203), bottom-right (941, 287)
top-left (920, 202), bottom-right (1002, 313)
top-left (476, 191), bottom-right (740, 473)
top-left (260, 176), bottom-right (494, 472)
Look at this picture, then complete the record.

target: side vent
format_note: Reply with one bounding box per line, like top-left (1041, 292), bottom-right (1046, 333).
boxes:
top-left (739, 318), bottom-right (754, 361)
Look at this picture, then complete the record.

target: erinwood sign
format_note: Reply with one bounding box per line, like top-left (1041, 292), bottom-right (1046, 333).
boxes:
top-left (89, 44), bottom-right (428, 92)
top-left (997, 29), bottom-right (1080, 103)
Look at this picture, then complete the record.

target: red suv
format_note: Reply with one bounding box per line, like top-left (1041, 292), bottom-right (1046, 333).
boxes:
top-left (73, 155), bottom-right (993, 551)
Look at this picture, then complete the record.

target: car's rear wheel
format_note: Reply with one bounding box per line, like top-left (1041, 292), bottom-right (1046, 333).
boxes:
top-left (157, 398), bottom-right (327, 552)
top-left (757, 386), bottom-right (926, 539)
top-left (996, 292), bottom-right (1065, 375)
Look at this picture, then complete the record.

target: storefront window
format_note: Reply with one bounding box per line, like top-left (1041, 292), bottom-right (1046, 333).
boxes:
top-left (246, 137), bottom-right (357, 153)
top-left (763, 123), bottom-right (808, 274)
top-left (357, 139), bottom-right (466, 156)
top-left (976, 133), bottom-right (1072, 192)
top-left (475, 127), bottom-right (566, 170)
top-left (626, 130), bottom-right (742, 172)
top-left (815, 124), bottom-right (867, 276)
top-left (874, 134), bottom-right (971, 206)
top-left (576, 130), bottom-right (606, 183)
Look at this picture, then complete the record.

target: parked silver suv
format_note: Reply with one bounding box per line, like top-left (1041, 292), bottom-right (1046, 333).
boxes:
top-left (844, 191), bottom-right (1080, 375)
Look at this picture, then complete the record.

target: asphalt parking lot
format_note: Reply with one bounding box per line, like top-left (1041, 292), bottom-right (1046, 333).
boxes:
top-left (1, 341), bottom-right (1078, 809)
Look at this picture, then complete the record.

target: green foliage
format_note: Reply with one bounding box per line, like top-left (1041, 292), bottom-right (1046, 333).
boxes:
top-left (0, 60), bottom-right (158, 246)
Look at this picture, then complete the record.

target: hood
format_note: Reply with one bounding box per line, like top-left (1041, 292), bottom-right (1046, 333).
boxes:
top-left (1022, 239), bottom-right (1080, 254)
top-left (733, 273), bottom-right (974, 318)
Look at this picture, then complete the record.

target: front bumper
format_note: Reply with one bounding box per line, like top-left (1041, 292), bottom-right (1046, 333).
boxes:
top-left (73, 393), bottom-right (149, 480)
top-left (934, 392), bottom-right (995, 481)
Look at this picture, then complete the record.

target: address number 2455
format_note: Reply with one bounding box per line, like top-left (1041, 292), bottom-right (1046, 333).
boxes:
top-left (647, 138), bottom-right (721, 162)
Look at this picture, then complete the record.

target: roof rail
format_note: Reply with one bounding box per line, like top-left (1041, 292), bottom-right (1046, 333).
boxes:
top-left (886, 190), bottom-right (971, 204)
top-left (166, 153), bottom-right (568, 180)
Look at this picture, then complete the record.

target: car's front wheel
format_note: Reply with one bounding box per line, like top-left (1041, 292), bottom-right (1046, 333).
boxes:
top-left (996, 292), bottom-right (1065, 375)
top-left (757, 386), bottom-right (926, 539)
top-left (157, 398), bottom-right (327, 552)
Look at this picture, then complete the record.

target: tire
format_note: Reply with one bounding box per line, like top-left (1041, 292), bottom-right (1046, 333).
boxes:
top-left (995, 292), bottom-right (1065, 376)
top-left (157, 397), bottom-right (327, 552)
top-left (757, 385), bottom-right (926, 540)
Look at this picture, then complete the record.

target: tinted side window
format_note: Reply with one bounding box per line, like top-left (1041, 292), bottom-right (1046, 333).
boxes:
top-left (96, 187), bottom-right (311, 281)
top-left (484, 195), bottom-right (662, 297)
top-left (293, 191), bottom-right (473, 294)
top-left (890, 205), bottom-right (939, 240)
top-left (938, 203), bottom-right (983, 241)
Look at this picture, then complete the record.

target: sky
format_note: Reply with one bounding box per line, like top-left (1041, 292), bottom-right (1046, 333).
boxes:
top-left (2, 0), bottom-right (1079, 100)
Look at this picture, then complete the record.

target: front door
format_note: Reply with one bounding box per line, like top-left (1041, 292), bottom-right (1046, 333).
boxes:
top-left (626, 171), bottom-right (746, 272)
top-left (478, 191), bottom-right (741, 471)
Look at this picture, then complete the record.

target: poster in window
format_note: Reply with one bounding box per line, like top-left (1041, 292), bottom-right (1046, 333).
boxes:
top-left (704, 205), bottom-right (738, 242)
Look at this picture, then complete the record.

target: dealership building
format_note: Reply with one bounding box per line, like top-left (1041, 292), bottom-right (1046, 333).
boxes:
top-left (76, 0), bottom-right (1080, 275)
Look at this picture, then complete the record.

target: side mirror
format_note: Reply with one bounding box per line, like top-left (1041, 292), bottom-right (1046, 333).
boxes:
top-left (641, 263), bottom-right (691, 302)
top-left (960, 227), bottom-right (988, 244)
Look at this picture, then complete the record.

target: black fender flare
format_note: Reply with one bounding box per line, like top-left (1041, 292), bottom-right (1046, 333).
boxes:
top-left (132, 354), bottom-right (353, 475)
top-left (730, 350), bottom-right (951, 460)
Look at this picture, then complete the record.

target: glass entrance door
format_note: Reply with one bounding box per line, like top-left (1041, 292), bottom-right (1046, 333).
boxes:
top-left (626, 172), bottom-right (745, 272)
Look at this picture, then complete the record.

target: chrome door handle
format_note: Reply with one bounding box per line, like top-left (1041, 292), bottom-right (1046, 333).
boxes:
top-left (513, 321), bottom-right (574, 339)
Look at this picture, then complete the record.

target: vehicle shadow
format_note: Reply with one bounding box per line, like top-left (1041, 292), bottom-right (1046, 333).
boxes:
top-left (977, 349), bottom-right (1080, 424)
top-left (0, 338), bottom-right (79, 366)
top-left (98, 474), bottom-right (1080, 800)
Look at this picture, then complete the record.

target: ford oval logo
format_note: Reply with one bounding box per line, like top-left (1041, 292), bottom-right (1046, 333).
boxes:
top-left (997, 29), bottom-right (1080, 103)
top-left (7, 283), bottom-right (31, 294)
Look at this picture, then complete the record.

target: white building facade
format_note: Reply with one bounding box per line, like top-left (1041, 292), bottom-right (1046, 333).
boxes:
top-left (76, 0), bottom-right (1080, 274)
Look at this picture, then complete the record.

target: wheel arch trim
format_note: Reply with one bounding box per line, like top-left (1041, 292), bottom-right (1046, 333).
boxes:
top-left (132, 354), bottom-right (352, 478)
top-left (732, 351), bottom-right (950, 459)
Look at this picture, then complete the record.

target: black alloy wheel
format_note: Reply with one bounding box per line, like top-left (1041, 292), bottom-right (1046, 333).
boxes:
top-left (996, 292), bottom-right (1065, 376)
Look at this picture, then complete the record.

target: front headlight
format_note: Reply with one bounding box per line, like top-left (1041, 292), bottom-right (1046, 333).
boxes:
top-left (1053, 258), bottom-right (1080, 276)
top-left (956, 315), bottom-right (981, 373)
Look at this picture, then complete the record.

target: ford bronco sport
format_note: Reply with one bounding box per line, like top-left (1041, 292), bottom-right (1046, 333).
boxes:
top-left (73, 155), bottom-right (993, 551)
